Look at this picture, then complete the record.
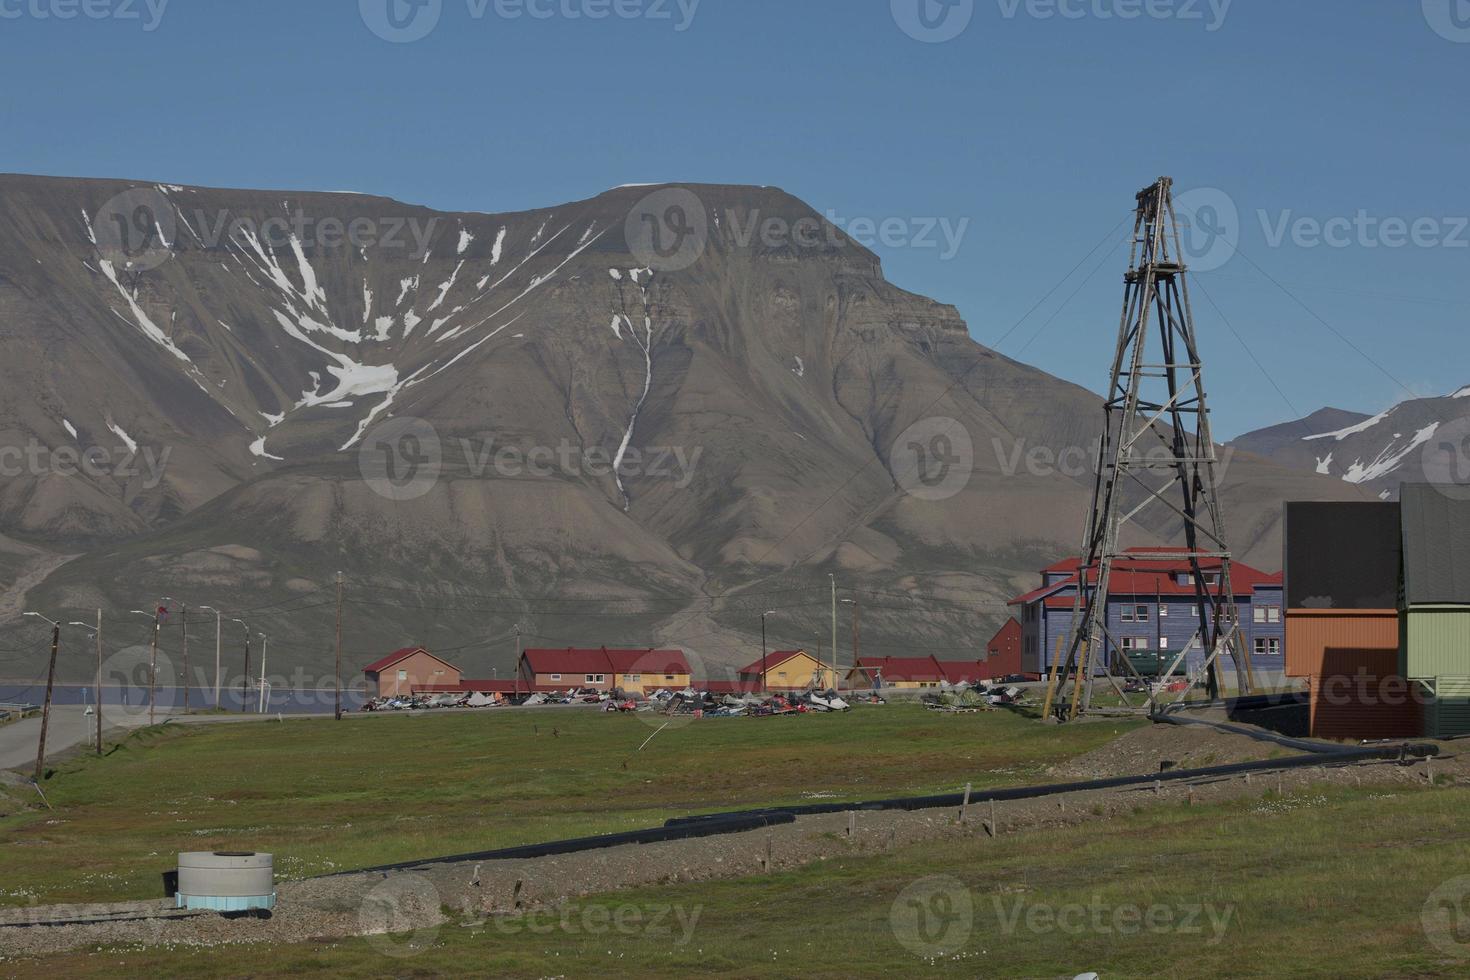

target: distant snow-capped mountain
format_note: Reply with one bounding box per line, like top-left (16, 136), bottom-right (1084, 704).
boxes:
top-left (1232, 389), bottom-right (1470, 499)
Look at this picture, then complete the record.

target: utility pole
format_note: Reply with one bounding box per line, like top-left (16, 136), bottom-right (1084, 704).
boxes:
top-left (199, 605), bottom-right (222, 707)
top-left (93, 610), bottom-right (102, 753)
top-left (257, 633), bottom-right (269, 713)
top-left (513, 624), bottom-right (522, 700)
top-left (23, 613), bottom-right (60, 784)
top-left (334, 571), bottom-right (344, 721)
top-left (148, 608), bottom-right (160, 725)
top-left (181, 603), bottom-right (189, 714)
top-left (760, 610), bottom-right (775, 694)
top-left (841, 598), bottom-right (860, 681)
top-left (829, 574), bottom-right (838, 689)
top-left (232, 618), bottom-right (249, 713)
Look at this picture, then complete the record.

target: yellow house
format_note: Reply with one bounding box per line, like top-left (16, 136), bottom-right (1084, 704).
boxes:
top-left (517, 648), bottom-right (691, 694)
top-left (737, 649), bottom-right (836, 690)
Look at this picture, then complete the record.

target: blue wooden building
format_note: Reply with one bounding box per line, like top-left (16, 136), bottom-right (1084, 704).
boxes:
top-left (1010, 548), bottom-right (1285, 682)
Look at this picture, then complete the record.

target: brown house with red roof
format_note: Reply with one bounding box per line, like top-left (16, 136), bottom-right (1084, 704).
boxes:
top-left (363, 647), bottom-right (461, 698)
top-left (517, 648), bottom-right (691, 694)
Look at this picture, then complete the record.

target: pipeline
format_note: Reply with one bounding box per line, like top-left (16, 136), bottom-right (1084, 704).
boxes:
top-left (338, 737), bottom-right (1436, 876)
top-left (1150, 710), bottom-right (1360, 754)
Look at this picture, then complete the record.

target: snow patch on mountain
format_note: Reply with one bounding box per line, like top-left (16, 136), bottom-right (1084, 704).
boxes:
top-left (106, 419), bottom-right (138, 454)
top-left (1315, 453), bottom-right (1332, 475)
top-left (1341, 423), bottom-right (1440, 484)
top-left (63, 419), bottom-right (78, 440)
top-left (249, 436), bottom-right (284, 461)
top-left (96, 259), bottom-right (193, 363)
top-left (1303, 409), bottom-right (1392, 442)
top-left (457, 227), bottom-right (473, 254)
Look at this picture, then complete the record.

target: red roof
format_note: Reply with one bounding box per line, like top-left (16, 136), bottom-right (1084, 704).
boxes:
top-left (1010, 550), bottom-right (1280, 606)
top-left (363, 646), bottom-right (454, 675)
top-left (520, 648), bottom-right (690, 676)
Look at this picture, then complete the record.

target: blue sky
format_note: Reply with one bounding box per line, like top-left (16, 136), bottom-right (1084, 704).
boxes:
top-left (2, 0), bottom-right (1466, 437)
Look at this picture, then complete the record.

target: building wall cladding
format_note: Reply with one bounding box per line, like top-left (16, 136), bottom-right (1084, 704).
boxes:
top-left (1424, 676), bottom-right (1470, 738)
top-left (1308, 648), bottom-right (1423, 741)
top-left (1402, 607), bottom-right (1470, 680)
top-left (1285, 609), bottom-right (1400, 679)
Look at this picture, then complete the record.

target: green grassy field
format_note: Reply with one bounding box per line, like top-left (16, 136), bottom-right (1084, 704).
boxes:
top-left (8, 780), bottom-right (1469, 978)
top-left (1, 704), bottom-right (1137, 906)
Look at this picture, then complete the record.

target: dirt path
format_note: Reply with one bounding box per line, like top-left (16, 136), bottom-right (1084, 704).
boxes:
top-left (0, 551), bottom-right (78, 624)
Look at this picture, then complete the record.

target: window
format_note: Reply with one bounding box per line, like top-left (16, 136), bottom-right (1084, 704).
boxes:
top-left (1267, 606), bottom-right (1281, 624)
top-left (1121, 604), bottom-right (1150, 623)
top-left (1254, 606), bottom-right (1266, 624)
top-left (397, 669), bottom-right (407, 681)
top-left (586, 674), bottom-right (605, 684)
top-left (1254, 638), bottom-right (1282, 657)
top-left (550, 673), bottom-right (562, 681)
top-left (1121, 637), bottom-right (1150, 651)
top-left (625, 674), bottom-right (641, 683)
top-left (1158, 604), bottom-right (1168, 618)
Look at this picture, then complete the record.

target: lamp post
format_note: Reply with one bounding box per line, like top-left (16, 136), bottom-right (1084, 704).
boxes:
top-left (256, 633), bottom-right (269, 714)
top-left (231, 618), bottom-right (249, 713)
top-left (129, 608), bottom-right (161, 726)
top-left (760, 610), bottom-right (776, 694)
top-left (829, 574), bottom-right (838, 689)
top-left (23, 612), bottom-right (60, 784)
top-left (841, 598), bottom-right (861, 689)
top-left (68, 615), bottom-right (102, 754)
top-left (198, 605), bottom-right (223, 707)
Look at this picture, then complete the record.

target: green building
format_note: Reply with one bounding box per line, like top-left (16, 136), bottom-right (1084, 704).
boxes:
top-left (1399, 485), bottom-right (1470, 737)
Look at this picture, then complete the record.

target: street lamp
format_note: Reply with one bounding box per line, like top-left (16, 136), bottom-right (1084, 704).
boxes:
top-left (230, 618), bottom-right (249, 713)
top-left (23, 612), bottom-right (61, 784)
top-left (256, 632), bottom-right (269, 714)
top-left (198, 605), bottom-right (223, 707)
top-left (841, 598), bottom-right (861, 686)
top-left (130, 607), bottom-right (162, 726)
top-left (760, 610), bottom-right (776, 694)
top-left (68, 616), bottom-right (103, 755)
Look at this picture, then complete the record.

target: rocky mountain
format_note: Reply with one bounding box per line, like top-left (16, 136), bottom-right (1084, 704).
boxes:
top-left (0, 174), bottom-right (1363, 684)
top-left (1232, 391), bottom-right (1470, 501)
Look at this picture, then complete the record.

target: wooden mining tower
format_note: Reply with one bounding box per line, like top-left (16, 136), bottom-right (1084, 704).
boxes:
top-left (1043, 177), bottom-right (1254, 721)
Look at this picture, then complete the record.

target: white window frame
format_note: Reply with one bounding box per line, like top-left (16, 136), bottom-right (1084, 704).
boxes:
top-left (1121, 637), bottom-right (1150, 651)
top-left (586, 674), bottom-right (605, 684)
top-left (550, 673), bottom-right (562, 681)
